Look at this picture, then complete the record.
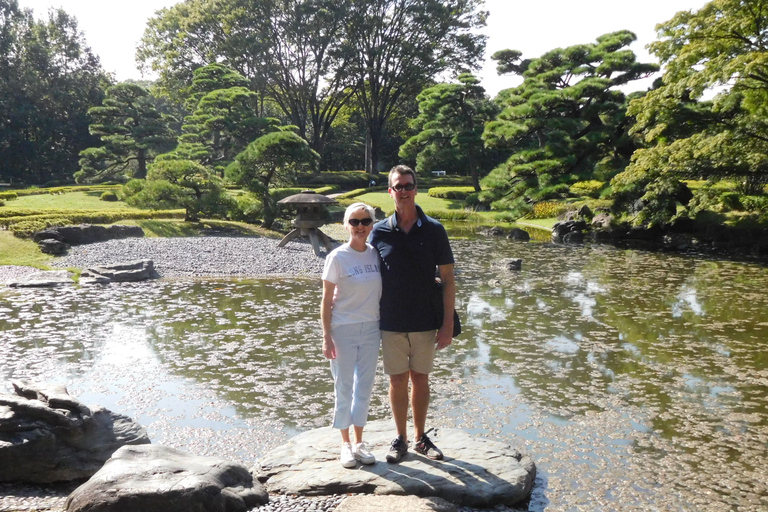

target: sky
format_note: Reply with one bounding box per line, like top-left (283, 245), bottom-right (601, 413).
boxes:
top-left (19, 0), bottom-right (710, 97)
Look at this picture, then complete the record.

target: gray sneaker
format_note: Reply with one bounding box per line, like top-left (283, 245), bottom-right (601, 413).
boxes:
top-left (414, 428), bottom-right (443, 460)
top-left (386, 435), bottom-right (408, 463)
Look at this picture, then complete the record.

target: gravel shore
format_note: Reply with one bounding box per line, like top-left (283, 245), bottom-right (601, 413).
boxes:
top-left (49, 235), bottom-right (336, 278)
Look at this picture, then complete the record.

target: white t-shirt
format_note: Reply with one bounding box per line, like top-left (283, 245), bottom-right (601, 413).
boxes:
top-left (322, 243), bottom-right (382, 326)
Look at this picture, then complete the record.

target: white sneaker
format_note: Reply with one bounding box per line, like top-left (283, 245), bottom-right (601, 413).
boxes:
top-left (355, 441), bottom-right (375, 465)
top-left (340, 442), bottom-right (356, 468)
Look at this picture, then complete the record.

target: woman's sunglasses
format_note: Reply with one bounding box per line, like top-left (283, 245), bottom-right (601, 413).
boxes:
top-left (391, 183), bottom-right (415, 192)
top-left (348, 218), bottom-right (373, 227)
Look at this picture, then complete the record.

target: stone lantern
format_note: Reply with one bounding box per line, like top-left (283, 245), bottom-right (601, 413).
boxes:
top-left (276, 190), bottom-right (338, 256)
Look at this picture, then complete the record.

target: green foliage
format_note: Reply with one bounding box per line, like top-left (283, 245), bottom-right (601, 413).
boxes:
top-left (0, 192), bottom-right (18, 201)
top-left (0, 2), bottom-right (107, 186)
top-left (164, 65), bottom-right (283, 172)
top-left (482, 31), bottom-right (657, 219)
top-left (570, 180), bottom-right (605, 198)
top-left (299, 171), bottom-right (384, 188)
top-left (528, 202), bottom-right (571, 219)
top-left (77, 83), bottom-right (177, 183)
top-left (400, 74), bottom-right (500, 190)
top-left (123, 160), bottom-right (233, 221)
top-left (346, 0), bottom-right (487, 173)
top-left (3, 209), bottom-right (185, 238)
top-left (615, 0), bottom-right (768, 225)
top-left (427, 187), bottom-right (476, 200)
top-left (228, 131), bottom-right (320, 227)
top-left (229, 193), bottom-right (263, 223)
top-left (720, 192), bottom-right (743, 211)
top-left (741, 195), bottom-right (768, 212)
top-left (100, 191), bottom-right (119, 202)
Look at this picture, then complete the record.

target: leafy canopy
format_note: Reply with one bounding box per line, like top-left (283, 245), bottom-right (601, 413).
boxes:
top-left (399, 73), bottom-right (499, 190)
top-left (614, 0), bottom-right (768, 226)
top-left (481, 31), bottom-right (657, 216)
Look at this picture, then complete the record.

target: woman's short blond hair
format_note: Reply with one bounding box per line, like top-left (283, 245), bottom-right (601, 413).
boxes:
top-left (343, 202), bottom-right (376, 226)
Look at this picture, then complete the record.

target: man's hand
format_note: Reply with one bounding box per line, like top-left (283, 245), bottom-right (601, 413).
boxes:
top-left (435, 324), bottom-right (453, 350)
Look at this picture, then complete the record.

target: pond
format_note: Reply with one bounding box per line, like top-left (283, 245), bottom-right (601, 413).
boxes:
top-left (1, 237), bottom-right (767, 511)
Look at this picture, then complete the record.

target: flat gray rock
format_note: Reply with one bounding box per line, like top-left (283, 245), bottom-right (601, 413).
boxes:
top-left (255, 420), bottom-right (535, 508)
top-left (7, 269), bottom-right (73, 287)
top-left (65, 444), bottom-right (268, 512)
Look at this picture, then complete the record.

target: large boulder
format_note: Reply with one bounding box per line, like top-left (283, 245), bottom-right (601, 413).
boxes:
top-left (65, 444), bottom-right (268, 512)
top-left (255, 420), bottom-right (535, 508)
top-left (38, 238), bottom-right (70, 255)
top-left (507, 228), bottom-right (530, 241)
top-left (0, 381), bottom-right (149, 483)
top-left (551, 220), bottom-right (587, 243)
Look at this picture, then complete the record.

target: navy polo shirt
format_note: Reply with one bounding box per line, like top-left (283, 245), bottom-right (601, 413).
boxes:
top-left (370, 205), bottom-right (454, 332)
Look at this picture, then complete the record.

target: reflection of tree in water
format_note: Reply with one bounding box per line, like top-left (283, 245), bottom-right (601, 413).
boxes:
top-left (136, 279), bottom-right (348, 429)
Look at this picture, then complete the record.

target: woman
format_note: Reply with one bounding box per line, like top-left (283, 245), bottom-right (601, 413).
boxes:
top-left (321, 202), bottom-right (382, 468)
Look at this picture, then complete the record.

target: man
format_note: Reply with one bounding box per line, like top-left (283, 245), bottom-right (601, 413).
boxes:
top-left (369, 165), bottom-right (456, 463)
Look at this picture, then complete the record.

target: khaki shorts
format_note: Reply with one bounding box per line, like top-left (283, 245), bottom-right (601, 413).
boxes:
top-left (381, 330), bottom-right (437, 375)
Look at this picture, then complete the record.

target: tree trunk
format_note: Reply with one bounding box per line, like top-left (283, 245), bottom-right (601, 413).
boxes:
top-left (136, 149), bottom-right (148, 179)
top-left (366, 119), bottom-right (384, 175)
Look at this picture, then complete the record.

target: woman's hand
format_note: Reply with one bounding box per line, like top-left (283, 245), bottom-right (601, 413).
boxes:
top-left (322, 334), bottom-right (336, 359)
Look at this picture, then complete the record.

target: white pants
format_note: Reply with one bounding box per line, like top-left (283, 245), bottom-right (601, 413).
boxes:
top-left (330, 320), bottom-right (380, 430)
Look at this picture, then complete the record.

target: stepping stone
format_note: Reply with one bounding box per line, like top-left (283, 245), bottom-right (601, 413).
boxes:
top-left (254, 420), bottom-right (535, 508)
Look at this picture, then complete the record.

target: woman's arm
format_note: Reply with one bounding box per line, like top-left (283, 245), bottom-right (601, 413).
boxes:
top-left (321, 279), bottom-right (337, 359)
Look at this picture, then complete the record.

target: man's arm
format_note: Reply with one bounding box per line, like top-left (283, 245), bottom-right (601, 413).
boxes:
top-left (435, 263), bottom-right (455, 350)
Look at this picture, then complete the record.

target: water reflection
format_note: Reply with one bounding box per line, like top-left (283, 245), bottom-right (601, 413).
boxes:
top-left (2, 238), bottom-right (768, 510)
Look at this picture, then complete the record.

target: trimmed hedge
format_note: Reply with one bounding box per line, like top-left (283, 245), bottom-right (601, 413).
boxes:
top-left (427, 186), bottom-right (475, 200)
top-left (0, 185), bottom-right (120, 201)
top-left (3, 209), bottom-right (185, 238)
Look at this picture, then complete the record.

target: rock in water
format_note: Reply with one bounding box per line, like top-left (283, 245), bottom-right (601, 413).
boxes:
top-left (0, 381), bottom-right (149, 483)
top-left (255, 420), bottom-right (535, 508)
top-left (65, 444), bottom-right (268, 512)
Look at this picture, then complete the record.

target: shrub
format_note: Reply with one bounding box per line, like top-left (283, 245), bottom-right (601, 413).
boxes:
top-left (3, 209), bottom-right (186, 238)
top-left (529, 201), bottom-right (570, 219)
top-left (0, 192), bottom-right (18, 201)
top-left (741, 195), bottom-right (768, 212)
top-left (229, 194), bottom-right (263, 223)
top-left (570, 180), bottom-right (605, 198)
top-left (427, 186), bottom-right (475, 200)
top-left (100, 191), bottom-right (119, 202)
top-left (720, 192), bottom-right (743, 211)
top-left (536, 184), bottom-right (570, 200)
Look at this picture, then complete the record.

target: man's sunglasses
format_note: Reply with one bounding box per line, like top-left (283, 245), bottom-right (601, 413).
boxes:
top-left (348, 218), bottom-right (373, 226)
top-left (391, 183), bottom-right (416, 192)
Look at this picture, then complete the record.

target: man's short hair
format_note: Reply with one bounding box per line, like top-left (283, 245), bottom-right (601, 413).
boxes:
top-left (388, 165), bottom-right (417, 188)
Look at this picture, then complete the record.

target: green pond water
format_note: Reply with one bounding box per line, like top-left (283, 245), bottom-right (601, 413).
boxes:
top-left (1, 237), bottom-right (767, 510)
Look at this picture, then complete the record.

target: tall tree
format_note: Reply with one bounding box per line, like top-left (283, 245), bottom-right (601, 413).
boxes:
top-left (613, 0), bottom-right (768, 226)
top-left (480, 31), bottom-right (657, 216)
top-left (167, 64), bottom-right (283, 173)
top-left (138, 0), bottom-right (355, 164)
top-left (0, 0), bottom-right (107, 185)
top-left (344, 0), bottom-right (487, 173)
top-left (77, 83), bottom-right (177, 183)
top-left (227, 131), bottom-right (319, 227)
top-left (399, 73), bottom-right (499, 190)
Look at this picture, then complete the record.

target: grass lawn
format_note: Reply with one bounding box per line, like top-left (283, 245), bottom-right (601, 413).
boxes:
top-left (9, 191), bottom-right (138, 211)
top-left (351, 190), bottom-right (467, 215)
top-left (0, 231), bottom-right (54, 267)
